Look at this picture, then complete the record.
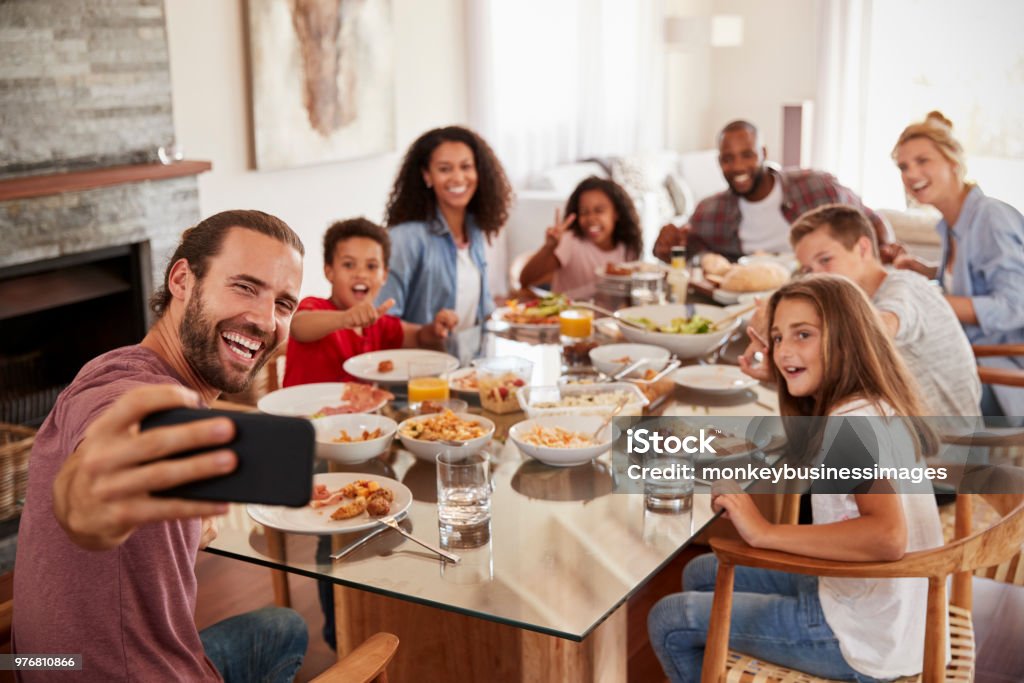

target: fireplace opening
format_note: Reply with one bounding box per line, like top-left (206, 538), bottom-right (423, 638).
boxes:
top-left (0, 243), bottom-right (151, 426)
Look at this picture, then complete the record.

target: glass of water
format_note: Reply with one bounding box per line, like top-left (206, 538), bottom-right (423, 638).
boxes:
top-left (643, 452), bottom-right (695, 514)
top-left (630, 271), bottom-right (665, 306)
top-left (436, 451), bottom-right (491, 533)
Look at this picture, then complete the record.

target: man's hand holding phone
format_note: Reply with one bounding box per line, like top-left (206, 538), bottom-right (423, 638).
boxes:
top-left (53, 384), bottom-right (237, 551)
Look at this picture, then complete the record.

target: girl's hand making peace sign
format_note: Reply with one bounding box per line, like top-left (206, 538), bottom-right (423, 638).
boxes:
top-left (544, 208), bottom-right (576, 249)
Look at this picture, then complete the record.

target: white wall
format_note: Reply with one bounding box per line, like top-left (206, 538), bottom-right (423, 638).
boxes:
top-left (164, 0), bottom-right (469, 298)
top-left (707, 0), bottom-right (818, 157)
top-left (665, 0), bottom-right (818, 156)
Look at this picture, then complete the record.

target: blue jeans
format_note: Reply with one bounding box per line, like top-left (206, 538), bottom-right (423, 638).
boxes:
top-left (648, 554), bottom-right (886, 683)
top-left (200, 606), bottom-right (308, 683)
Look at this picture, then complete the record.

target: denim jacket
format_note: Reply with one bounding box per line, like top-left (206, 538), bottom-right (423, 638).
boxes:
top-left (938, 185), bottom-right (1024, 414)
top-left (377, 210), bottom-right (493, 326)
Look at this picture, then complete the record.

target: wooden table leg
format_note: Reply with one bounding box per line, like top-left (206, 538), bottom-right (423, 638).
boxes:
top-left (264, 528), bottom-right (292, 608)
top-left (332, 584), bottom-right (627, 682)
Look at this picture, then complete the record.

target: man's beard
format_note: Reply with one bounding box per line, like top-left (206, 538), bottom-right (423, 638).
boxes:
top-left (729, 165), bottom-right (768, 199)
top-left (179, 285), bottom-right (273, 394)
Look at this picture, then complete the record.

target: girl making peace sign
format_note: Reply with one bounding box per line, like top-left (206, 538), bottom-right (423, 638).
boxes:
top-left (519, 176), bottom-right (643, 300)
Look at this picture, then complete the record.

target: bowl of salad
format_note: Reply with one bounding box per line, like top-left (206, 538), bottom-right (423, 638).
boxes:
top-left (613, 304), bottom-right (740, 358)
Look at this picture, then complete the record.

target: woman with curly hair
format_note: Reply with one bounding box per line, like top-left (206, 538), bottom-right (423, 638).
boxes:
top-left (519, 176), bottom-right (643, 300)
top-left (892, 111), bottom-right (1024, 416)
top-left (377, 125), bottom-right (512, 329)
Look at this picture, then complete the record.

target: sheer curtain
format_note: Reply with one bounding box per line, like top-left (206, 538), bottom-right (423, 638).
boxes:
top-left (466, 0), bottom-right (664, 186)
top-left (813, 0), bottom-right (1024, 211)
top-left (811, 0), bottom-right (873, 193)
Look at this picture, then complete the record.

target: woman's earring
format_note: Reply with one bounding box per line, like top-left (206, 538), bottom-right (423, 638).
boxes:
top-left (425, 180), bottom-right (433, 188)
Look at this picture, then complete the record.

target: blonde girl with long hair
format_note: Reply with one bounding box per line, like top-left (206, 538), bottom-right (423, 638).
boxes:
top-left (649, 275), bottom-right (943, 683)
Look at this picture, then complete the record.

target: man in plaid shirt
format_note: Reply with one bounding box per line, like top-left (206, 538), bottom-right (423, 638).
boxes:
top-left (655, 120), bottom-right (896, 262)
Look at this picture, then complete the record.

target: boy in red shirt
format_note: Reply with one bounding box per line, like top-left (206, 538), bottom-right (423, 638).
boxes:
top-left (283, 218), bottom-right (457, 386)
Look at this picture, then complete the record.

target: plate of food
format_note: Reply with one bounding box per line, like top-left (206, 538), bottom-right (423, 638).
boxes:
top-left (614, 304), bottom-right (740, 359)
top-left (492, 293), bottom-right (570, 328)
top-left (672, 364), bottom-right (759, 394)
top-left (258, 382), bottom-right (394, 418)
top-left (247, 473), bottom-right (412, 534)
top-left (342, 349), bottom-right (460, 384)
top-left (448, 367), bottom-right (479, 394)
top-left (595, 260), bottom-right (671, 282)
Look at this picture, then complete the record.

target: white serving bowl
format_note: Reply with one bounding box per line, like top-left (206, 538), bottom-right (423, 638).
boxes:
top-left (509, 415), bottom-right (613, 467)
top-left (313, 414), bottom-right (398, 464)
top-left (588, 343), bottom-right (671, 378)
top-left (614, 304), bottom-right (740, 359)
top-left (397, 412), bottom-right (495, 462)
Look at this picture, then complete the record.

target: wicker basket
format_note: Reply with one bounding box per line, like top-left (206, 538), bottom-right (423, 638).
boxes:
top-left (0, 423), bottom-right (35, 521)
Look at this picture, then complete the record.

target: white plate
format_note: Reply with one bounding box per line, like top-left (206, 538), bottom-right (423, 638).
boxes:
top-left (673, 364), bottom-right (758, 393)
top-left (712, 287), bottom-right (777, 305)
top-left (491, 306), bottom-right (561, 330)
top-left (343, 349), bottom-right (459, 384)
top-left (594, 260), bottom-right (671, 282)
top-left (257, 382), bottom-right (389, 418)
top-left (247, 473), bottom-right (412, 535)
top-left (448, 367), bottom-right (479, 394)
top-left (737, 253), bottom-right (799, 273)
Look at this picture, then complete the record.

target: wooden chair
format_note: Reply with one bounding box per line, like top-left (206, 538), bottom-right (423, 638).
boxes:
top-left (701, 487), bottom-right (1024, 683)
top-left (309, 632), bottom-right (399, 683)
top-left (972, 343), bottom-right (1024, 388)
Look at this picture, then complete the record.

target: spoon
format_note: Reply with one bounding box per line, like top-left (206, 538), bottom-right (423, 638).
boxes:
top-left (571, 302), bottom-right (648, 330)
top-left (591, 396), bottom-right (629, 442)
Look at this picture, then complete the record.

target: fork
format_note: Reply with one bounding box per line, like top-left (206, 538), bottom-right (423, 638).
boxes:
top-left (376, 516), bottom-right (461, 563)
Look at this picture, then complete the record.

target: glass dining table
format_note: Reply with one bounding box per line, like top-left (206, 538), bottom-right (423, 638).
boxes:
top-left (207, 318), bottom-right (780, 682)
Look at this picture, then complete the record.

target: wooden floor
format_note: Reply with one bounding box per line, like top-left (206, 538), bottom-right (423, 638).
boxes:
top-left (195, 548), bottom-right (1024, 682)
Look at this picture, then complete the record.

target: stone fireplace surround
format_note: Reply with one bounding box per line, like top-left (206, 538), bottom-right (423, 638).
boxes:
top-left (0, 0), bottom-right (209, 428)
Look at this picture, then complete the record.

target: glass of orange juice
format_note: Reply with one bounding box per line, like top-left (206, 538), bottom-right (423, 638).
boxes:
top-left (408, 359), bottom-right (451, 405)
top-left (559, 309), bottom-right (593, 339)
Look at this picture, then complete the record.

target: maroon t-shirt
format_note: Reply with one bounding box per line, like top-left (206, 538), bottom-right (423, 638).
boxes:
top-left (12, 346), bottom-right (221, 682)
top-left (282, 296), bottom-right (404, 387)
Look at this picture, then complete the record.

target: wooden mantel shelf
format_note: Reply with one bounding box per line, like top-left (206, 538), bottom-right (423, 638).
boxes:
top-left (0, 160), bottom-right (212, 202)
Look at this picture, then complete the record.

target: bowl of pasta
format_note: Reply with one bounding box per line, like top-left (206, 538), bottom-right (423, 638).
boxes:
top-left (509, 415), bottom-right (613, 467)
top-left (397, 410), bottom-right (495, 461)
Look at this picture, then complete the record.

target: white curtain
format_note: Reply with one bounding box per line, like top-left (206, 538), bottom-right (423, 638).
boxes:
top-left (467, 0), bottom-right (664, 186)
top-left (811, 0), bottom-right (873, 193)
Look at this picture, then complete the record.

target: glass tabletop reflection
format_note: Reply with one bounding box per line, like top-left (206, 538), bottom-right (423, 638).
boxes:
top-left (208, 321), bottom-right (778, 641)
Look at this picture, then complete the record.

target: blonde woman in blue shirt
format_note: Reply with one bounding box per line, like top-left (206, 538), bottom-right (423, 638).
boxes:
top-left (893, 111), bottom-right (1024, 417)
top-left (379, 126), bottom-right (513, 330)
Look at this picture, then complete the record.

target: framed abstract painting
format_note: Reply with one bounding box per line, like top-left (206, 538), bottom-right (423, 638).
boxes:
top-left (247, 0), bottom-right (395, 170)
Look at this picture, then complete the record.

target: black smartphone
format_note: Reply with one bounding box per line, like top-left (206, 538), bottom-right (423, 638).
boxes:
top-left (141, 408), bottom-right (314, 507)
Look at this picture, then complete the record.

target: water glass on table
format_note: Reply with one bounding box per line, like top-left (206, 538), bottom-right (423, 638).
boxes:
top-left (643, 451), bottom-right (695, 514)
top-left (630, 271), bottom-right (666, 306)
top-left (436, 451), bottom-right (491, 535)
top-left (408, 359), bottom-right (450, 405)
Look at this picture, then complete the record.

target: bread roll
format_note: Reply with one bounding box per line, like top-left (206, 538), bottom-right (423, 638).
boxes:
top-left (720, 262), bottom-right (790, 292)
top-left (700, 253), bottom-right (732, 277)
